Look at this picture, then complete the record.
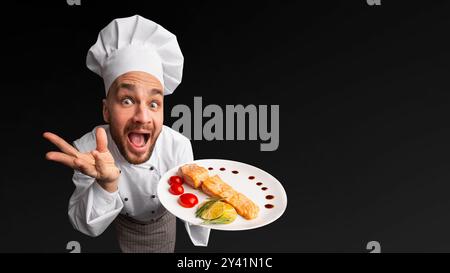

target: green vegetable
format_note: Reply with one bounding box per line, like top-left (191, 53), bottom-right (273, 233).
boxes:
top-left (195, 197), bottom-right (222, 218)
top-left (196, 198), bottom-right (237, 225)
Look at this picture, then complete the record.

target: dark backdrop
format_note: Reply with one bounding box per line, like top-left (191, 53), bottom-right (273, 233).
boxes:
top-left (1, 0), bottom-right (450, 253)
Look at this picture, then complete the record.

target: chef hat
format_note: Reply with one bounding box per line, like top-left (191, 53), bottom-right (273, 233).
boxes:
top-left (86, 15), bottom-right (183, 95)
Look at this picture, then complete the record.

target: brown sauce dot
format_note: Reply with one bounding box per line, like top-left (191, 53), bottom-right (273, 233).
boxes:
top-left (265, 195), bottom-right (274, 200)
top-left (208, 167), bottom-right (214, 170)
top-left (265, 204), bottom-right (274, 209)
top-left (232, 170), bottom-right (239, 174)
top-left (256, 182), bottom-right (263, 186)
top-left (261, 187), bottom-right (268, 191)
top-left (248, 176), bottom-right (255, 180)
top-left (220, 167), bottom-right (226, 171)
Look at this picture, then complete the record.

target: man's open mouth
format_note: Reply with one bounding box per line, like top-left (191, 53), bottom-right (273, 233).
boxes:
top-left (127, 132), bottom-right (151, 149)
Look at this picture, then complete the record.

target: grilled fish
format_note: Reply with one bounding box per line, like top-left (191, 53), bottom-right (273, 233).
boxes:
top-left (179, 164), bottom-right (209, 189)
top-left (202, 175), bottom-right (259, 220)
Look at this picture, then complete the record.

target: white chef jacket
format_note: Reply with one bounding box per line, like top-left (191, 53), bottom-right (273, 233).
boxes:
top-left (68, 124), bottom-right (210, 246)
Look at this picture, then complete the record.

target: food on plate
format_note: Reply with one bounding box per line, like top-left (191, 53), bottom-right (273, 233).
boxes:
top-left (169, 175), bottom-right (184, 185)
top-left (179, 164), bottom-right (209, 188)
top-left (203, 175), bottom-right (259, 220)
top-left (201, 175), bottom-right (233, 197)
top-left (224, 192), bottom-right (259, 220)
top-left (197, 198), bottom-right (225, 220)
top-left (179, 164), bottom-right (259, 220)
top-left (169, 183), bottom-right (184, 195)
top-left (178, 193), bottom-right (199, 208)
top-left (196, 198), bottom-right (237, 224)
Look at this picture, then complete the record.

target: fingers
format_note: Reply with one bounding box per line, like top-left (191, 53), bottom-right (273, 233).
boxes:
top-left (95, 127), bottom-right (108, 153)
top-left (45, 129), bottom-right (112, 180)
top-left (43, 132), bottom-right (79, 157)
top-left (46, 151), bottom-right (76, 169)
top-left (47, 151), bottom-right (98, 178)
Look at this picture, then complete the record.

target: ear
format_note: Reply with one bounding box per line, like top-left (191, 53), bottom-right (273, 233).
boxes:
top-left (102, 99), bottom-right (110, 123)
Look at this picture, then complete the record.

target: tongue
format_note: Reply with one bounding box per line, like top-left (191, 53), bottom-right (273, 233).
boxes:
top-left (129, 133), bottom-right (145, 147)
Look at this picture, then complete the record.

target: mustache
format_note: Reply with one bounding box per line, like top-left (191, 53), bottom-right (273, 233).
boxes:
top-left (124, 123), bottom-right (153, 133)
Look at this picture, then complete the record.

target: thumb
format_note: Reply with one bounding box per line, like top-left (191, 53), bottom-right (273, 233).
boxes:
top-left (95, 127), bottom-right (108, 153)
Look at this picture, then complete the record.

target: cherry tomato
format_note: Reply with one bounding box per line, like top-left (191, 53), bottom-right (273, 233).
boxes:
top-left (169, 183), bottom-right (184, 195)
top-left (169, 175), bottom-right (184, 185)
top-left (178, 193), bottom-right (199, 208)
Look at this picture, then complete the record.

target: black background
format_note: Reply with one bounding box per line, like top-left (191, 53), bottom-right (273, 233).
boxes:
top-left (1, 0), bottom-right (450, 253)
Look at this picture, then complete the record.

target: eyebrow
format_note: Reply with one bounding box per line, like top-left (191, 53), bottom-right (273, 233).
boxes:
top-left (117, 83), bottom-right (163, 96)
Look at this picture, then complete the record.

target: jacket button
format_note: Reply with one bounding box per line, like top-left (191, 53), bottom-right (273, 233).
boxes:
top-left (149, 166), bottom-right (154, 171)
top-left (151, 195), bottom-right (156, 199)
top-left (124, 198), bottom-right (128, 201)
top-left (151, 211), bottom-right (155, 214)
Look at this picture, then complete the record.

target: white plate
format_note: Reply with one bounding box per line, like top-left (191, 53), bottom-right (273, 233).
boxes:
top-left (157, 159), bottom-right (287, 231)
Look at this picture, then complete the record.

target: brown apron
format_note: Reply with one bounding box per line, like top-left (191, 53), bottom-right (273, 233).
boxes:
top-left (113, 211), bottom-right (176, 253)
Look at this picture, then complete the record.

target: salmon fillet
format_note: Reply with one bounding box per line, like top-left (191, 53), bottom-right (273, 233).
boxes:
top-left (201, 175), bottom-right (233, 197)
top-left (224, 192), bottom-right (259, 220)
top-left (179, 164), bottom-right (209, 188)
top-left (201, 175), bottom-right (259, 220)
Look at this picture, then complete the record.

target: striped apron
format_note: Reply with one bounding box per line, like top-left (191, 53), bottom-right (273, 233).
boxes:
top-left (113, 210), bottom-right (176, 253)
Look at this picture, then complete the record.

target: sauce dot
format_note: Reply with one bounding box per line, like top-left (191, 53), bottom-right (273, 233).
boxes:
top-left (220, 167), bottom-right (226, 171)
top-left (208, 167), bottom-right (214, 170)
top-left (265, 195), bottom-right (274, 200)
top-left (261, 187), bottom-right (268, 191)
top-left (256, 182), bottom-right (263, 186)
top-left (265, 204), bottom-right (274, 209)
top-left (248, 176), bottom-right (255, 180)
top-left (232, 170), bottom-right (239, 174)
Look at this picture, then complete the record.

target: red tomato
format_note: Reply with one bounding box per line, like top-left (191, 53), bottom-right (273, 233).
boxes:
top-left (178, 193), bottom-right (198, 208)
top-left (169, 183), bottom-right (184, 195)
top-left (169, 175), bottom-right (184, 185)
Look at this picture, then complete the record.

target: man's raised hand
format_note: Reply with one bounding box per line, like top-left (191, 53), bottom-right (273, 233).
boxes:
top-left (43, 127), bottom-right (120, 192)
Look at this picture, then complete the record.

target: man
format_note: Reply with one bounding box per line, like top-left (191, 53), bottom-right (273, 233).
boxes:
top-left (43, 15), bottom-right (210, 252)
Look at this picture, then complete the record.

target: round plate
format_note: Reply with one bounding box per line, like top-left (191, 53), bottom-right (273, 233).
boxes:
top-left (157, 159), bottom-right (287, 231)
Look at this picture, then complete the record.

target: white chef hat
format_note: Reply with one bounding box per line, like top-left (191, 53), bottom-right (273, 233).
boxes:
top-left (86, 15), bottom-right (183, 95)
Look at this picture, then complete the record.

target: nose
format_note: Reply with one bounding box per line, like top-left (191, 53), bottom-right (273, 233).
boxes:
top-left (132, 103), bottom-right (152, 124)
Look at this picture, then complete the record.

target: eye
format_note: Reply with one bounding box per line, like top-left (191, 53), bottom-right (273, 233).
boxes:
top-left (150, 101), bottom-right (159, 109)
top-left (122, 98), bottom-right (133, 106)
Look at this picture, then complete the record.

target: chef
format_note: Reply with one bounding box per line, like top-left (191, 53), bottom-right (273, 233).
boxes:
top-left (43, 15), bottom-right (210, 252)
